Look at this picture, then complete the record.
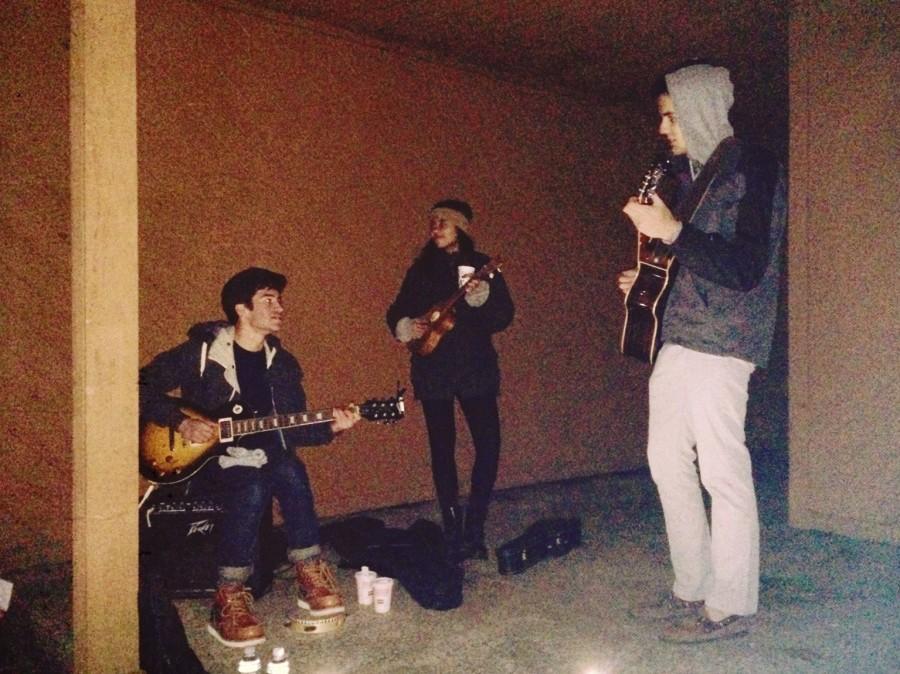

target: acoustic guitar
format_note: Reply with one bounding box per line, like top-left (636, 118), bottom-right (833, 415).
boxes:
top-left (408, 257), bottom-right (504, 357)
top-left (620, 159), bottom-right (678, 364)
top-left (140, 391), bottom-right (405, 484)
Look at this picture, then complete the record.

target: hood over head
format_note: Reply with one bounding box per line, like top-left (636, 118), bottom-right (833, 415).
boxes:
top-left (665, 64), bottom-right (734, 165)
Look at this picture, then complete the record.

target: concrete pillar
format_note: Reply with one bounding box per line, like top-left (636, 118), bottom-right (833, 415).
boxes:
top-left (70, 0), bottom-right (140, 671)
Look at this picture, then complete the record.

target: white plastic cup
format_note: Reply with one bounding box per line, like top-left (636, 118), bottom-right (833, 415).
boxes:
top-left (372, 576), bottom-right (395, 614)
top-left (354, 566), bottom-right (377, 606)
top-left (457, 265), bottom-right (475, 287)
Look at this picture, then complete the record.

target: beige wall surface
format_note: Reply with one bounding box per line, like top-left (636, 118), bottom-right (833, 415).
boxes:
top-left (136, 1), bottom-right (789, 518)
top-left (789, 0), bottom-right (899, 543)
top-left (136, 0), bottom-right (658, 516)
top-left (1, 0), bottom-right (792, 577)
top-left (0, 0), bottom-right (73, 569)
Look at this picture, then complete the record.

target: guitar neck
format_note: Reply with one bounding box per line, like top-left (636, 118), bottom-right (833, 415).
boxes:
top-left (438, 283), bottom-right (473, 313)
top-left (435, 261), bottom-right (501, 314)
top-left (220, 408), bottom-right (335, 441)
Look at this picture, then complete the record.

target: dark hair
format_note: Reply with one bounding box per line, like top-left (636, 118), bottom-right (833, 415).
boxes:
top-left (651, 73), bottom-right (669, 99)
top-left (220, 267), bottom-right (287, 324)
top-left (431, 198), bottom-right (473, 222)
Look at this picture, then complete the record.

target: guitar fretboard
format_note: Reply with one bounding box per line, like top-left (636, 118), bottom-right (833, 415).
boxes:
top-left (220, 409), bottom-right (334, 440)
top-left (437, 259), bottom-right (503, 314)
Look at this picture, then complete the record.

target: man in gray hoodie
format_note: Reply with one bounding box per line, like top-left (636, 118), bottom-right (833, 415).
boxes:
top-left (619, 63), bottom-right (787, 642)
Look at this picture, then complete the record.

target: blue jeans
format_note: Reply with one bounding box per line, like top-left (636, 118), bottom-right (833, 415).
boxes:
top-left (195, 447), bottom-right (320, 573)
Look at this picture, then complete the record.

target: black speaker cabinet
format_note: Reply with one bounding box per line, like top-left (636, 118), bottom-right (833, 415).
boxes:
top-left (139, 484), bottom-right (284, 599)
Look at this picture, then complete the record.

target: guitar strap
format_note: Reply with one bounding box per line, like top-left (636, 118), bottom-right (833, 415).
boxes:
top-left (674, 137), bottom-right (739, 224)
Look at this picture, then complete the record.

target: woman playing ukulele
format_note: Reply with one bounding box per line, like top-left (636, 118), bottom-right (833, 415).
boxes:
top-left (386, 199), bottom-right (514, 561)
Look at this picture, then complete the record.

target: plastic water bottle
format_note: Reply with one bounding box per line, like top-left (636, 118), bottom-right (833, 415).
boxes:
top-left (266, 646), bottom-right (290, 674)
top-left (237, 646), bottom-right (262, 673)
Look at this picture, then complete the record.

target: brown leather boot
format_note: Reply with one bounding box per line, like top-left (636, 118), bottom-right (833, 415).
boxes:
top-left (296, 558), bottom-right (345, 617)
top-left (206, 583), bottom-right (265, 647)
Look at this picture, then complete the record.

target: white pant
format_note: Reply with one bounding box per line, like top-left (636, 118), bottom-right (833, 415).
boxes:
top-left (647, 343), bottom-right (759, 616)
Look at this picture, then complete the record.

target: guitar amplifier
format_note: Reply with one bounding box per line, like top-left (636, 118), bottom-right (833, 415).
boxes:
top-left (139, 485), bottom-right (283, 599)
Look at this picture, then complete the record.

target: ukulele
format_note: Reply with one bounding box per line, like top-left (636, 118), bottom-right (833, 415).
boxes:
top-left (620, 159), bottom-right (678, 364)
top-left (408, 257), bottom-right (504, 357)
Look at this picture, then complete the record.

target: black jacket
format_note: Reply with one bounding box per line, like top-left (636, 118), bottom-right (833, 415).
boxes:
top-left (386, 247), bottom-right (514, 399)
top-left (138, 321), bottom-right (333, 450)
top-left (664, 138), bottom-right (787, 367)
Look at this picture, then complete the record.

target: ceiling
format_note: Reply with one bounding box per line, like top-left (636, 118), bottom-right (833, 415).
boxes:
top-left (239, 0), bottom-right (789, 104)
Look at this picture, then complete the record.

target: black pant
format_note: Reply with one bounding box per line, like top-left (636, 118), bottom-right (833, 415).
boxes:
top-left (420, 395), bottom-right (501, 518)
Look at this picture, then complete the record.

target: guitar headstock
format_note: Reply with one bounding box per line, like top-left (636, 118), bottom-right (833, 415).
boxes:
top-left (359, 389), bottom-right (406, 424)
top-left (638, 159), bottom-right (671, 205)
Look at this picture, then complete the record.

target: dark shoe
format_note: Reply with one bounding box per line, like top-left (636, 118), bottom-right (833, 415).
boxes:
top-left (296, 558), bottom-right (345, 617)
top-left (206, 583), bottom-right (266, 647)
top-left (441, 504), bottom-right (464, 561)
top-left (461, 538), bottom-right (489, 560)
top-left (629, 592), bottom-right (705, 621)
top-left (461, 509), bottom-right (488, 560)
top-left (661, 614), bottom-right (754, 643)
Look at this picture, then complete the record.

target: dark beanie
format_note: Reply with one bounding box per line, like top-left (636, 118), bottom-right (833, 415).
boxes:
top-left (431, 199), bottom-right (473, 222)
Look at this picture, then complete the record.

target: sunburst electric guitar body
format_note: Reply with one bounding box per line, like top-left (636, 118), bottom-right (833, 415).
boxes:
top-left (140, 392), bottom-right (405, 484)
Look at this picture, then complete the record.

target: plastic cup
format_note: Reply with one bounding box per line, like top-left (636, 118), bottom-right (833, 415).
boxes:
top-left (354, 566), bottom-right (377, 606)
top-left (372, 576), bottom-right (395, 614)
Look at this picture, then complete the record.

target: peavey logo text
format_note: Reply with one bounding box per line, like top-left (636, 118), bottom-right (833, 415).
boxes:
top-left (187, 519), bottom-right (215, 536)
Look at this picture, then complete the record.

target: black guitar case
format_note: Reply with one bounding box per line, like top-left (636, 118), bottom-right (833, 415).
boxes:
top-left (495, 517), bottom-right (582, 575)
top-left (321, 516), bottom-right (463, 611)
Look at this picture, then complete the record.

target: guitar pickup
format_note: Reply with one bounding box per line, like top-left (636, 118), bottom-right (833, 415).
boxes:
top-left (218, 418), bottom-right (234, 443)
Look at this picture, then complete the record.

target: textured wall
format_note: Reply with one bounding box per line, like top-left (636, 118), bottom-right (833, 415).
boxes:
top-left (789, 0), bottom-right (899, 543)
top-left (0, 0), bottom-right (72, 568)
top-left (136, 0), bottom-right (655, 516)
top-left (0, 0), bottom-right (792, 567)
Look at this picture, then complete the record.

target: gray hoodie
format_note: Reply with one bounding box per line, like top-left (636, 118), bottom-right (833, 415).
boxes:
top-left (667, 64), bottom-right (735, 167)
top-left (660, 65), bottom-right (787, 368)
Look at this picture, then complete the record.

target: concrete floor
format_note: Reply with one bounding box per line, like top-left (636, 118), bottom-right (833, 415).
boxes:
top-left (176, 463), bottom-right (899, 674)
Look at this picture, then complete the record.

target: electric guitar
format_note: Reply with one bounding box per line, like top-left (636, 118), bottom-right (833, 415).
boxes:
top-left (409, 257), bottom-right (504, 357)
top-left (620, 159), bottom-right (678, 364)
top-left (139, 391), bottom-right (405, 484)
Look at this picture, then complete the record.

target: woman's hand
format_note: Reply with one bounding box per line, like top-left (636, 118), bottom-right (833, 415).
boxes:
top-left (396, 316), bottom-right (429, 342)
top-left (464, 278), bottom-right (490, 307)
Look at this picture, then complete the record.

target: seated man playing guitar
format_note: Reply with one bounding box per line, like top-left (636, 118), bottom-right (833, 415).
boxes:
top-left (139, 267), bottom-right (360, 648)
